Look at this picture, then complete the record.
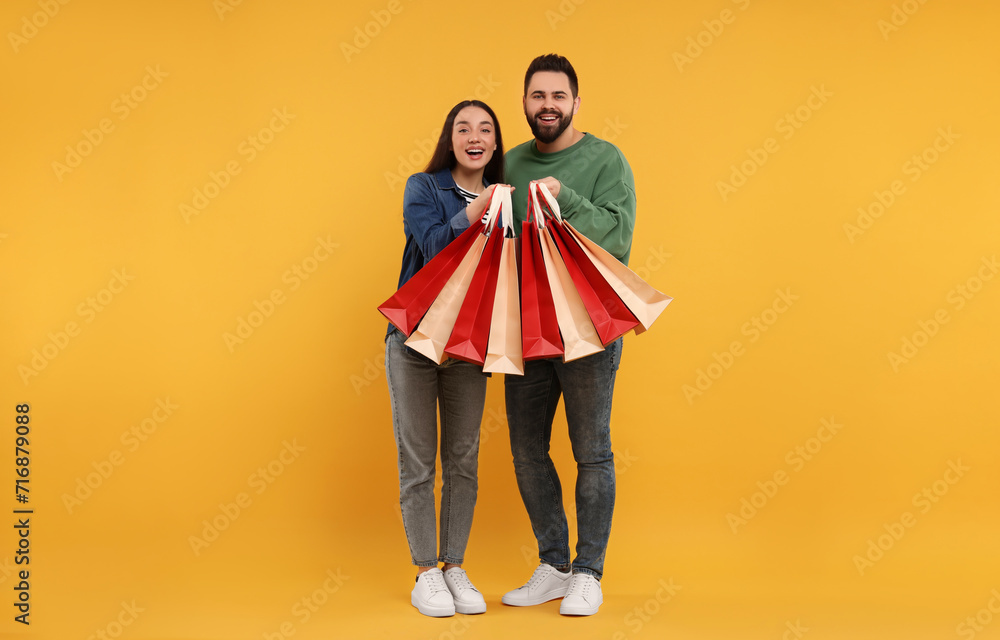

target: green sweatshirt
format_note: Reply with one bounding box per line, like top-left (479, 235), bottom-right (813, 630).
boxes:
top-left (505, 132), bottom-right (636, 265)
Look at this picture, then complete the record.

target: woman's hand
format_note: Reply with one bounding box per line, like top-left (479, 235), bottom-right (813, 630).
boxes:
top-left (466, 184), bottom-right (514, 223)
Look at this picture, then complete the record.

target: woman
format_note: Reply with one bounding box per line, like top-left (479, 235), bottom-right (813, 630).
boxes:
top-left (385, 100), bottom-right (507, 617)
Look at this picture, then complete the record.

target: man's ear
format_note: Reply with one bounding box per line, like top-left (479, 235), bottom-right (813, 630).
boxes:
top-left (573, 95), bottom-right (581, 116)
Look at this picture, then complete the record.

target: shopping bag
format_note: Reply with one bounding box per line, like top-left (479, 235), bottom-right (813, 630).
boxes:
top-left (483, 188), bottom-right (524, 375)
top-left (533, 184), bottom-right (640, 345)
top-left (519, 189), bottom-right (564, 361)
top-left (377, 210), bottom-right (485, 337)
top-left (532, 190), bottom-right (604, 362)
top-left (404, 234), bottom-right (488, 363)
top-left (443, 190), bottom-right (508, 364)
top-left (403, 190), bottom-right (504, 362)
top-left (563, 224), bottom-right (672, 333)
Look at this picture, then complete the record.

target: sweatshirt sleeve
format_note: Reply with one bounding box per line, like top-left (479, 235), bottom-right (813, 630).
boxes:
top-left (403, 173), bottom-right (471, 259)
top-left (556, 148), bottom-right (636, 264)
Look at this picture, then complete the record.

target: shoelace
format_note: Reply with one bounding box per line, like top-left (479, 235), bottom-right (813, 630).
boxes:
top-left (422, 571), bottom-right (449, 595)
top-left (447, 569), bottom-right (477, 594)
top-left (566, 575), bottom-right (592, 599)
top-left (527, 565), bottom-right (552, 589)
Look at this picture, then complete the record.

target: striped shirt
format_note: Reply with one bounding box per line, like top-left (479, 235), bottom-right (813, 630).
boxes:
top-left (455, 184), bottom-right (479, 205)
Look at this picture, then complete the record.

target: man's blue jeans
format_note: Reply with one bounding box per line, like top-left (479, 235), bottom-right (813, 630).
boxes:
top-left (385, 329), bottom-right (487, 566)
top-left (504, 338), bottom-right (622, 580)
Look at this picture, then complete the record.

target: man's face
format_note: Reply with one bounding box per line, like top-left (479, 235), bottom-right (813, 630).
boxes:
top-left (523, 71), bottom-right (580, 144)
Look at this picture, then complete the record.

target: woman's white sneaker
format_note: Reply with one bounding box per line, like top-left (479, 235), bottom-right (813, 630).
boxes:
top-left (443, 567), bottom-right (487, 614)
top-left (501, 564), bottom-right (571, 606)
top-left (411, 568), bottom-right (455, 617)
top-left (559, 573), bottom-right (603, 616)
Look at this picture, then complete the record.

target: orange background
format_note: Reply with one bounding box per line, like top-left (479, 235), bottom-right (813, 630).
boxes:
top-left (1, 1), bottom-right (998, 638)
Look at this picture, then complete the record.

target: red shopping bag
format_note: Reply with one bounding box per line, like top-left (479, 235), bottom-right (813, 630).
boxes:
top-left (548, 223), bottom-right (639, 345)
top-left (377, 221), bottom-right (484, 337)
top-left (532, 184), bottom-right (639, 345)
top-left (520, 190), bottom-right (564, 361)
top-left (562, 223), bottom-right (672, 334)
top-left (443, 224), bottom-right (504, 365)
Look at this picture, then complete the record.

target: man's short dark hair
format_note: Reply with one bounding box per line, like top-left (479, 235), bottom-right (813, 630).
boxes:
top-left (523, 54), bottom-right (578, 98)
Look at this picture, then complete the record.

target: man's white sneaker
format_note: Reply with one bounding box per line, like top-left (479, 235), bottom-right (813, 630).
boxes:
top-left (559, 573), bottom-right (603, 616)
top-left (411, 568), bottom-right (455, 617)
top-left (501, 564), bottom-right (571, 606)
top-left (443, 567), bottom-right (487, 614)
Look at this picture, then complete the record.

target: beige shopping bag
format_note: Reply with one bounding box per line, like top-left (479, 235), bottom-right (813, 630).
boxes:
top-left (563, 224), bottom-right (672, 333)
top-left (404, 190), bottom-right (506, 363)
top-left (537, 224), bottom-right (604, 362)
top-left (482, 236), bottom-right (524, 374)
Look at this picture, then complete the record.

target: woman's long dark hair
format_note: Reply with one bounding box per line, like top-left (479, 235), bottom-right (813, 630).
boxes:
top-left (424, 100), bottom-right (505, 184)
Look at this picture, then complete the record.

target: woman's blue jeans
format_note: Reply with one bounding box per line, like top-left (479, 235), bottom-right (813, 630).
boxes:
top-left (385, 329), bottom-right (488, 566)
top-left (504, 338), bottom-right (622, 580)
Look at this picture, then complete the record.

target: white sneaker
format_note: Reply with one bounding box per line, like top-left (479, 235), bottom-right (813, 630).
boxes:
top-left (501, 564), bottom-right (571, 606)
top-left (443, 567), bottom-right (487, 614)
top-left (559, 573), bottom-right (603, 616)
top-left (411, 568), bottom-right (455, 617)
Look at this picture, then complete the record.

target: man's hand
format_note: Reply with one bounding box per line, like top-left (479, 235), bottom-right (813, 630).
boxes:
top-left (533, 177), bottom-right (561, 199)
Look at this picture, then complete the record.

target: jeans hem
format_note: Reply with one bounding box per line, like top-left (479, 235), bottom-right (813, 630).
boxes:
top-left (572, 566), bottom-right (602, 580)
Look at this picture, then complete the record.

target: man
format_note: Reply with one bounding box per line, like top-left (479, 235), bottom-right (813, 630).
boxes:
top-left (501, 53), bottom-right (636, 616)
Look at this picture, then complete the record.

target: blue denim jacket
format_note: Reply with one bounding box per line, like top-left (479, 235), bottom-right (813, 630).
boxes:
top-left (387, 168), bottom-right (488, 337)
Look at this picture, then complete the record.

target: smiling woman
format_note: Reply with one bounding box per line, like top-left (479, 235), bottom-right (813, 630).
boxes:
top-left (383, 99), bottom-right (511, 618)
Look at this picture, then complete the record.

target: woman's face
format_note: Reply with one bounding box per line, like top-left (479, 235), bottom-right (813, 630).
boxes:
top-left (451, 106), bottom-right (496, 173)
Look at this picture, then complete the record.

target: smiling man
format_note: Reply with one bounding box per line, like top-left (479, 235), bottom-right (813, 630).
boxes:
top-left (501, 54), bottom-right (637, 617)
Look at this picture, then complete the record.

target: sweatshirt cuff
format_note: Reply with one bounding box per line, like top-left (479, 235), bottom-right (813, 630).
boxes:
top-left (556, 186), bottom-right (579, 217)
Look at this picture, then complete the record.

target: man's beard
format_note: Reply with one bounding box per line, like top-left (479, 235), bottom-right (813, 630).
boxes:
top-left (527, 108), bottom-right (573, 144)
